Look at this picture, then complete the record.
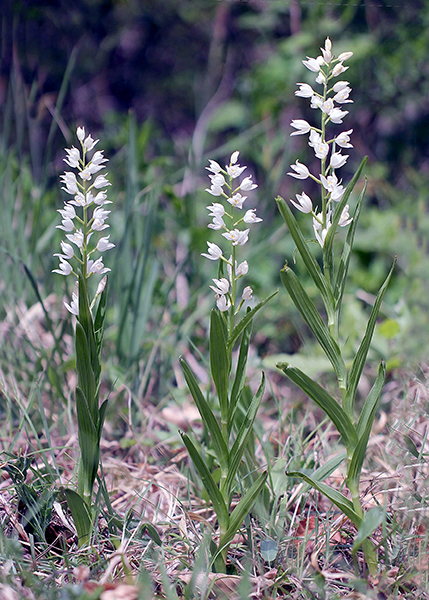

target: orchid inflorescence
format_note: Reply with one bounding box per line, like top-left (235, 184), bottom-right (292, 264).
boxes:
top-left (202, 151), bottom-right (261, 313)
top-left (53, 127), bottom-right (114, 314)
top-left (288, 37), bottom-right (354, 247)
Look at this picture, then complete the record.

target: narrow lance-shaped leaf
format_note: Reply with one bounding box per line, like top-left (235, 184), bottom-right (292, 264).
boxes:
top-left (228, 317), bottom-right (252, 435)
top-left (277, 363), bottom-right (358, 451)
top-left (348, 361), bottom-right (386, 488)
top-left (287, 470), bottom-right (362, 528)
top-left (334, 178), bottom-right (367, 313)
top-left (227, 291), bottom-right (278, 352)
top-left (218, 471), bottom-right (267, 558)
top-left (210, 309), bottom-right (230, 421)
top-left (344, 259), bottom-right (396, 417)
top-left (324, 157), bottom-right (368, 281)
top-left (275, 197), bottom-right (335, 323)
top-left (179, 356), bottom-right (229, 474)
top-left (280, 266), bottom-right (347, 389)
top-left (223, 374), bottom-right (265, 499)
top-left (180, 432), bottom-right (229, 531)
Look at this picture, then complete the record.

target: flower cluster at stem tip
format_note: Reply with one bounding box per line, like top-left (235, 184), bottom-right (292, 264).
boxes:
top-left (288, 37), bottom-right (354, 247)
top-left (202, 151), bottom-right (260, 312)
top-left (53, 127), bottom-right (114, 314)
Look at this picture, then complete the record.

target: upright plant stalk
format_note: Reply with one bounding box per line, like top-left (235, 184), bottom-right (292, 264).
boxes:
top-left (277, 38), bottom-right (394, 576)
top-left (180, 153), bottom-right (276, 571)
top-left (53, 127), bottom-right (114, 541)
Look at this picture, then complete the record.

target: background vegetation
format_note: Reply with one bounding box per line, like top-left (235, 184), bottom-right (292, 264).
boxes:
top-left (0, 1), bottom-right (429, 598)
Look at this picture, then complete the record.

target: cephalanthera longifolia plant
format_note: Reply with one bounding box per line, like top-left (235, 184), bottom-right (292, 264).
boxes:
top-left (179, 152), bottom-right (277, 572)
top-left (275, 38), bottom-right (395, 576)
top-left (53, 127), bottom-right (114, 544)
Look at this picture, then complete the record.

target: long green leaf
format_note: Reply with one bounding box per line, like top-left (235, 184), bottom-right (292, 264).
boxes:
top-left (324, 157), bottom-right (368, 281)
top-left (275, 197), bottom-right (335, 321)
top-left (93, 276), bottom-right (108, 354)
top-left (298, 451), bottom-right (347, 495)
top-left (75, 323), bottom-right (96, 414)
top-left (76, 386), bottom-right (98, 503)
top-left (277, 363), bottom-right (357, 450)
top-left (223, 374), bottom-right (265, 498)
top-left (352, 506), bottom-right (384, 555)
top-left (227, 291), bottom-right (278, 352)
top-left (210, 309), bottom-right (230, 420)
top-left (348, 362), bottom-right (386, 488)
top-left (77, 273), bottom-right (99, 384)
top-left (181, 432), bottom-right (229, 531)
top-left (334, 178), bottom-right (367, 312)
top-left (228, 317), bottom-right (252, 434)
top-left (219, 471), bottom-right (267, 554)
top-left (344, 259), bottom-right (396, 416)
top-left (287, 470), bottom-right (362, 527)
top-left (280, 266), bottom-right (347, 388)
top-left (179, 356), bottom-right (229, 473)
top-left (64, 488), bottom-right (92, 547)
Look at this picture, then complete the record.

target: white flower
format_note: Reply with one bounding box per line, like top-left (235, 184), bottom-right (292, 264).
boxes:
top-left (56, 218), bottom-right (75, 232)
top-left (87, 258), bottom-right (110, 276)
top-left (60, 172), bottom-right (79, 195)
top-left (201, 242), bottom-right (223, 261)
top-left (302, 56), bottom-right (323, 72)
top-left (210, 173), bottom-right (226, 187)
top-left (78, 167), bottom-right (93, 181)
top-left (206, 160), bottom-right (222, 175)
top-left (76, 127), bottom-right (85, 142)
top-left (338, 51), bottom-right (353, 62)
top-left (205, 184), bottom-right (224, 196)
top-left (208, 216), bottom-right (225, 230)
top-left (64, 147), bottom-right (80, 168)
top-left (242, 286), bottom-right (253, 301)
top-left (322, 99), bottom-right (335, 115)
top-left (230, 151), bottom-right (239, 164)
top-left (339, 204), bottom-right (353, 227)
top-left (54, 241), bottom-right (74, 260)
top-left (58, 204), bottom-right (76, 220)
top-left (91, 150), bottom-right (108, 167)
top-left (226, 164), bottom-right (247, 179)
top-left (236, 260), bottom-right (248, 276)
top-left (93, 174), bottom-right (111, 189)
top-left (227, 193), bottom-right (246, 209)
top-left (240, 176), bottom-right (257, 191)
top-left (97, 236), bottom-right (115, 252)
top-left (290, 119), bottom-right (312, 136)
top-left (53, 259), bottom-right (72, 276)
top-left (83, 134), bottom-right (98, 151)
top-left (206, 203), bottom-right (225, 217)
top-left (330, 152), bottom-right (349, 169)
top-left (333, 81), bottom-right (349, 92)
top-left (222, 228), bottom-right (250, 246)
top-left (315, 71), bottom-right (327, 85)
top-left (243, 209), bottom-right (262, 224)
top-left (66, 230), bottom-right (84, 248)
top-left (290, 192), bottom-right (313, 213)
top-left (93, 191), bottom-right (110, 205)
top-left (310, 95), bottom-right (323, 109)
top-left (335, 129), bottom-right (353, 148)
top-left (333, 86), bottom-right (353, 104)
top-left (210, 278), bottom-right (230, 295)
top-left (216, 294), bottom-right (231, 312)
top-left (95, 275), bottom-right (108, 297)
top-left (295, 83), bottom-right (315, 98)
top-left (64, 292), bottom-right (79, 315)
top-left (288, 160), bottom-right (310, 180)
top-left (329, 108), bottom-right (349, 124)
top-left (309, 132), bottom-right (329, 159)
top-left (332, 63), bottom-right (349, 77)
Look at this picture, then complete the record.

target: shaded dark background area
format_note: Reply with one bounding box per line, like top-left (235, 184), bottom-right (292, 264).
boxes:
top-left (2, 0), bottom-right (429, 180)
